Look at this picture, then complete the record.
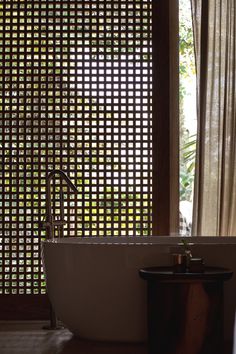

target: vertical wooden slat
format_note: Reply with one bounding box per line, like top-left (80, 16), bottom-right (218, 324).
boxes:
top-left (152, 0), bottom-right (179, 236)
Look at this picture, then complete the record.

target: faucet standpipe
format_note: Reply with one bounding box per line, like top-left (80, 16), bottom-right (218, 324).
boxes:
top-left (40, 170), bottom-right (78, 330)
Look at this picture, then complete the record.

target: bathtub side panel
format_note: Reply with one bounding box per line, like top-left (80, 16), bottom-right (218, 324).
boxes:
top-left (42, 242), bottom-right (170, 342)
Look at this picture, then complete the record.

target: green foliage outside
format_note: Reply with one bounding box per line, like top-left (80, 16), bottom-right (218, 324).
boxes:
top-left (179, 0), bottom-right (196, 202)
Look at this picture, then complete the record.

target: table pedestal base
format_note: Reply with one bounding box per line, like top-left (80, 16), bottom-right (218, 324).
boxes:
top-left (147, 281), bottom-right (223, 354)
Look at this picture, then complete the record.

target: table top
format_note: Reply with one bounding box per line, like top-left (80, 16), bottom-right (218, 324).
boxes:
top-left (139, 266), bottom-right (233, 282)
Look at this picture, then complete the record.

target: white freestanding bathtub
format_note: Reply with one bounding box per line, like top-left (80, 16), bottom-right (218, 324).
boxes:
top-left (42, 236), bottom-right (173, 342)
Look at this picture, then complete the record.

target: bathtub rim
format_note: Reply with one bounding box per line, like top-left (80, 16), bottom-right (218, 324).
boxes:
top-left (41, 235), bottom-right (236, 246)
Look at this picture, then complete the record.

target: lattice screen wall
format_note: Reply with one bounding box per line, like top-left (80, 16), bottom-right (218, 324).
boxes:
top-left (0, 0), bottom-right (152, 295)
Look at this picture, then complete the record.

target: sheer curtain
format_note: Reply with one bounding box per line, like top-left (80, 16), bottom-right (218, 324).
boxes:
top-left (191, 0), bottom-right (236, 235)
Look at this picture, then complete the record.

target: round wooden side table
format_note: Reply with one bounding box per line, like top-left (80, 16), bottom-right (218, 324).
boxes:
top-left (139, 266), bottom-right (233, 354)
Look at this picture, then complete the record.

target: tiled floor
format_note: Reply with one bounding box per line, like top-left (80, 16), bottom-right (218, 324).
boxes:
top-left (0, 322), bottom-right (147, 354)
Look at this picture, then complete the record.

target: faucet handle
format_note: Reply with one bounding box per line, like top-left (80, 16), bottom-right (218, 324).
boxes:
top-left (53, 220), bottom-right (67, 226)
top-left (39, 220), bottom-right (66, 230)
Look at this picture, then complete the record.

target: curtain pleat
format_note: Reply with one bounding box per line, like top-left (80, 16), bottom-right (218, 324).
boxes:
top-left (191, 0), bottom-right (236, 235)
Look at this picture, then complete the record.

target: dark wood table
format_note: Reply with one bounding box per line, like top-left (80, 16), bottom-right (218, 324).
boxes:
top-left (139, 266), bottom-right (233, 354)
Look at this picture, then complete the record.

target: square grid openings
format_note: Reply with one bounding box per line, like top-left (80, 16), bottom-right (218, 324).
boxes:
top-left (0, 0), bottom-right (152, 294)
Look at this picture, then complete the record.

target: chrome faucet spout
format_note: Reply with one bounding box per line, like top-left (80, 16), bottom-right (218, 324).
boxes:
top-left (41, 170), bottom-right (78, 239)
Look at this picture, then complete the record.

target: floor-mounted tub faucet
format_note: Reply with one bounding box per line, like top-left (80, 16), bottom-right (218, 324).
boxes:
top-left (40, 170), bottom-right (78, 330)
top-left (40, 170), bottom-right (79, 239)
